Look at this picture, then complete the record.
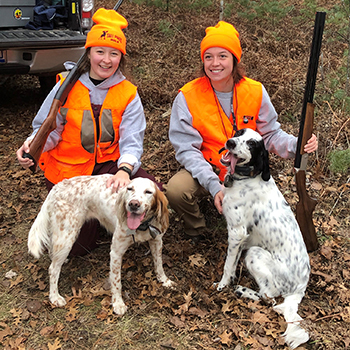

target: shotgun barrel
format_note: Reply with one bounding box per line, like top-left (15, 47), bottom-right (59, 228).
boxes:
top-left (295, 11), bottom-right (326, 168)
top-left (294, 11), bottom-right (326, 252)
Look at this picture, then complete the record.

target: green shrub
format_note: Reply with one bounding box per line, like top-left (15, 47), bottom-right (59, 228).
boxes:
top-left (328, 148), bottom-right (350, 174)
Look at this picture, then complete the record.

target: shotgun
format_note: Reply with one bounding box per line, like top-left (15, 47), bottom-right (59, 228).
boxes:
top-left (23, 0), bottom-right (124, 172)
top-left (294, 11), bottom-right (326, 252)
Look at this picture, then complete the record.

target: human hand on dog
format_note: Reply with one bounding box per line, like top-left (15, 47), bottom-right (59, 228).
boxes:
top-left (16, 140), bottom-right (34, 169)
top-left (107, 170), bottom-right (131, 192)
top-left (304, 133), bottom-right (318, 153)
top-left (214, 190), bottom-right (224, 214)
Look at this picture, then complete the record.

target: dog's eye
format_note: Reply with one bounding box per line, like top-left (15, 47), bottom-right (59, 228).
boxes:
top-left (247, 140), bottom-right (256, 147)
top-left (127, 187), bottom-right (132, 191)
top-left (145, 190), bottom-right (153, 195)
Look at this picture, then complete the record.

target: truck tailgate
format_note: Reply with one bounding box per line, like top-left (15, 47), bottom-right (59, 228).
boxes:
top-left (0, 29), bottom-right (86, 49)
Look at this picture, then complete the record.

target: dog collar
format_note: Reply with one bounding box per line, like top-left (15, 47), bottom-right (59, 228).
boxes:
top-left (235, 165), bottom-right (256, 177)
top-left (136, 216), bottom-right (161, 239)
top-left (224, 166), bottom-right (260, 187)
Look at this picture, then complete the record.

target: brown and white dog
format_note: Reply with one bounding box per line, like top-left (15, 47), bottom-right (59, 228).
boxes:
top-left (28, 175), bottom-right (175, 315)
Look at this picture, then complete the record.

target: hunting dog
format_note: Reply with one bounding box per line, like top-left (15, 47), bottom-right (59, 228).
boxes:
top-left (217, 128), bottom-right (310, 349)
top-left (28, 175), bottom-right (175, 315)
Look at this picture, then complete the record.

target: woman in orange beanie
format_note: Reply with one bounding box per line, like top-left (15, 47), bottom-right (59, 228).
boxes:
top-left (164, 21), bottom-right (318, 240)
top-left (16, 8), bottom-right (160, 256)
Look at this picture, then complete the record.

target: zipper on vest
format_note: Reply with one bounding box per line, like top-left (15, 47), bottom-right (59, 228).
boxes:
top-left (96, 144), bottom-right (103, 158)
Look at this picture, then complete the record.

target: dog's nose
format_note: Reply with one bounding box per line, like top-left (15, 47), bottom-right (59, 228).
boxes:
top-left (226, 139), bottom-right (236, 149)
top-left (129, 200), bottom-right (140, 211)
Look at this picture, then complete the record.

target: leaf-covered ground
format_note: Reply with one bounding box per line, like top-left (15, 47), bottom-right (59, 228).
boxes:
top-left (0, 1), bottom-right (349, 349)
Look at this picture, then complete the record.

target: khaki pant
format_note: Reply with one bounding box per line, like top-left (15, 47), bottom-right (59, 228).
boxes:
top-left (164, 168), bottom-right (210, 235)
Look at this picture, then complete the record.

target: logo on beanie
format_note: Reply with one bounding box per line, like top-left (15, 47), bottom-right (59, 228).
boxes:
top-left (99, 31), bottom-right (108, 40)
top-left (98, 30), bottom-right (123, 44)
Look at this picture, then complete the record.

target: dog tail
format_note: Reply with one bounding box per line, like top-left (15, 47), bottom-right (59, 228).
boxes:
top-left (273, 294), bottom-right (309, 349)
top-left (28, 200), bottom-right (51, 259)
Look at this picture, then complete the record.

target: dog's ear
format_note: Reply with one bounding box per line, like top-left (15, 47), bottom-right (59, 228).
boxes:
top-left (153, 186), bottom-right (169, 233)
top-left (261, 148), bottom-right (270, 181)
top-left (116, 186), bottom-right (128, 225)
top-left (254, 140), bottom-right (270, 181)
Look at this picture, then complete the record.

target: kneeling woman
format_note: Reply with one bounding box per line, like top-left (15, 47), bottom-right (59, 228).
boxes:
top-left (165, 21), bottom-right (318, 239)
top-left (17, 9), bottom-right (158, 255)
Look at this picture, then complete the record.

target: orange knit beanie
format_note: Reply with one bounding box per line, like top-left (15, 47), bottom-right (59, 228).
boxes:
top-left (85, 8), bottom-right (128, 54)
top-left (200, 21), bottom-right (242, 63)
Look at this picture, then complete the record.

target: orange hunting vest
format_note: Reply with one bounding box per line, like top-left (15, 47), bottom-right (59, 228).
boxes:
top-left (180, 76), bottom-right (263, 181)
top-left (39, 79), bottom-right (137, 184)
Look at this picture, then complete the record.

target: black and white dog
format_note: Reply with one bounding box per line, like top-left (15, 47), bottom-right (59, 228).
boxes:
top-left (217, 128), bottom-right (310, 349)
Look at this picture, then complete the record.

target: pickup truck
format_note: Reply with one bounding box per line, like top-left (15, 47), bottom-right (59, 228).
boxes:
top-left (0, 0), bottom-right (94, 92)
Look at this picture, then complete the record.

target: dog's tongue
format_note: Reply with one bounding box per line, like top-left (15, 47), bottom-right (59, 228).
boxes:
top-left (127, 212), bottom-right (145, 230)
top-left (221, 152), bottom-right (238, 174)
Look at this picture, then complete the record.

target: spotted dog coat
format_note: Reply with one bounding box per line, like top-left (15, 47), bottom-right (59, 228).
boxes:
top-left (217, 128), bottom-right (310, 349)
top-left (28, 176), bottom-right (175, 315)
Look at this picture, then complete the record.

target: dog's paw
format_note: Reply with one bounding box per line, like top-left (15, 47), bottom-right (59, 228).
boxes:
top-left (283, 324), bottom-right (309, 349)
top-left (162, 279), bottom-right (176, 289)
top-left (112, 300), bottom-right (128, 316)
top-left (50, 294), bottom-right (67, 307)
top-left (235, 285), bottom-right (260, 300)
top-left (213, 281), bottom-right (226, 291)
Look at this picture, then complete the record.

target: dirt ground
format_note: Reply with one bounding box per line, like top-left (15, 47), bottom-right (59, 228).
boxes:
top-left (0, 0), bottom-right (349, 349)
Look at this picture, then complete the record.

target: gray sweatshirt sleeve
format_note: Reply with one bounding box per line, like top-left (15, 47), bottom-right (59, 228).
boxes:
top-left (257, 85), bottom-right (297, 159)
top-left (26, 81), bottom-right (65, 153)
top-left (118, 92), bottom-right (146, 174)
top-left (169, 92), bottom-right (223, 198)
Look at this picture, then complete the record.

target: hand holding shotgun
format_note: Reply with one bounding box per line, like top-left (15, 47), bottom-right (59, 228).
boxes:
top-left (17, 0), bottom-right (124, 173)
top-left (294, 11), bottom-right (326, 252)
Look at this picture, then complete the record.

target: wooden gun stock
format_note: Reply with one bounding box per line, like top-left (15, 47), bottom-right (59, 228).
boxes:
top-left (300, 102), bottom-right (315, 155)
top-left (295, 102), bottom-right (318, 252)
top-left (295, 170), bottom-right (318, 252)
top-left (22, 99), bottom-right (61, 172)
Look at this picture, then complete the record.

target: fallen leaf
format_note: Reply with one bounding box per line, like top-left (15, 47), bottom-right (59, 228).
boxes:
top-left (37, 280), bottom-right (46, 291)
top-left (341, 307), bottom-right (350, 323)
top-left (329, 216), bottom-right (339, 227)
top-left (219, 330), bottom-right (232, 346)
top-left (9, 274), bottom-right (24, 288)
top-left (10, 308), bottom-right (22, 326)
top-left (188, 253), bottom-right (206, 268)
top-left (253, 334), bottom-right (274, 347)
top-left (65, 306), bottom-right (78, 322)
top-left (26, 300), bottom-right (42, 313)
top-left (312, 270), bottom-right (334, 283)
top-left (48, 337), bottom-right (61, 350)
top-left (156, 299), bottom-right (171, 309)
top-left (40, 325), bottom-right (55, 337)
top-left (311, 181), bottom-right (322, 190)
top-left (343, 337), bottom-right (350, 347)
top-left (96, 309), bottom-right (108, 320)
top-left (320, 245), bottom-right (333, 260)
top-left (188, 307), bottom-right (207, 318)
top-left (71, 286), bottom-right (83, 299)
top-left (0, 322), bottom-right (13, 342)
top-left (160, 339), bottom-right (177, 349)
top-left (343, 269), bottom-right (350, 280)
top-left (169, 316), bottom-right (185, 328)
top-left (221, 299), bottom-right (235, 313)
top-left (174, 289), bottom-right (193, 315)
top-left (252, 310), bottom-right (271, 324)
